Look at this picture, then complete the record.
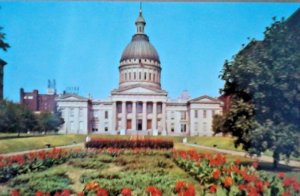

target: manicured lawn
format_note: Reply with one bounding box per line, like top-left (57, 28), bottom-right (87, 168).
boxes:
top-left (0, 134), bottom-right (87, 154)
top-left (187, 136), bottom-right (244, 151)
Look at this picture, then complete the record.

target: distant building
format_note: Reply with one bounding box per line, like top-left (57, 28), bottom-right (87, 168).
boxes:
top-left (56, 9), bottom-right (223, 136)
top-left (20, 80), bottom-right (57, 113)
top-left (0, 58), bottom-right (7, 100)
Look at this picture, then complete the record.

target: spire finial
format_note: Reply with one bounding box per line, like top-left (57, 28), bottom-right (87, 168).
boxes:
top-left (135, 2), bottom-right (146, 34)
top-left (139, 2), bottom-right (142, 15)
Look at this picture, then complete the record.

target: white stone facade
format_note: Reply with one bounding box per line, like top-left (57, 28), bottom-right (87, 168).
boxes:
top-left (56, 9), bottom-right (223, 136)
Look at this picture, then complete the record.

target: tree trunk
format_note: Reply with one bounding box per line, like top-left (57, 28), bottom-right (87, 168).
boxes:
top-left (273, 150), bottom-right (280, 169)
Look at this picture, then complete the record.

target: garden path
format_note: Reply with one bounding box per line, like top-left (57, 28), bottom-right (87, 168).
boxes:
top-left (184, 143), bottom-right (300, 168)
top-left (0, 143), bottom-right (84, 157)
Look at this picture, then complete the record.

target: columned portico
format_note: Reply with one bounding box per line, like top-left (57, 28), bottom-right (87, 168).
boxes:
top-left (121, 101), bottom-right (126, 130)
top-left (152, 102), bottom-right (157, 131)
top-left (132, 101), bottom-right (137, 130)
top-left (162, 102), bottom-right (166, 133)
top-left (112, 102), bottom-right (117, 131)
top-left (142, 102), bottom-right (147, 130)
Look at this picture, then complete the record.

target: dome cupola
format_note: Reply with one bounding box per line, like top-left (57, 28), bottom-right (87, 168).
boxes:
top-left (120, 7), bottom-right (160, 63)
top-left (118, 6), bottom-right (162, 90)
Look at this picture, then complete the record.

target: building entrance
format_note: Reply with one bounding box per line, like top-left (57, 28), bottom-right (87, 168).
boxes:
top-left (137, 119), bottom-right (142, 130)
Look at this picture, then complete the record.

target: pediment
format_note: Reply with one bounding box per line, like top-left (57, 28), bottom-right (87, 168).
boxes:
top-left (112, 85), bottom-right (167, 95)
top-left (189, 95), bottom-right (221, 104)
top-left (57, 94), bottom-right (88, 101)
top-left (122, 87), bottom-right (159, 94)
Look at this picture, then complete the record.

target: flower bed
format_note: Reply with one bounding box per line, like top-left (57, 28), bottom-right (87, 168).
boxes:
top-left (0, 148), bottom-right (89, 183)
top-left (85, 138), bottom-right (174, 149)
top-left (1, 148), bottom-right (299, 196)
top-left (172, 149), bottom-right (300, 196)
top-left (9, 180), bottom-right (197, 196)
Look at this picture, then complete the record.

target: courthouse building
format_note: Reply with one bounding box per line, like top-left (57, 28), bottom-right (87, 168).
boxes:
top-left (56, 9), bottom-right (223, 136)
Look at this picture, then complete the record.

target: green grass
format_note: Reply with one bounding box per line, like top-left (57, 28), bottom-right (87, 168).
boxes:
top-left (0, 134), bottom-right (87, 154)
top-left (187, 136), bottom-right (244, 151)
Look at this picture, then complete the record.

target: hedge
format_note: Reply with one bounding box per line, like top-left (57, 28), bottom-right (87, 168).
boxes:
top-left (85, 139), bottom-right (174, 149)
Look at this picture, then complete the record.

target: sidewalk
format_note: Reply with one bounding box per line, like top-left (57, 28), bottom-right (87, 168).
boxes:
top-left (0, 143), bottom-right (84, 157)
top-left (184, 143), bottom-right (300, 168)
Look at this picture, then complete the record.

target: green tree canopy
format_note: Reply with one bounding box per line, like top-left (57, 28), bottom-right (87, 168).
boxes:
top-left (0, 27), bottom-right (10, 51)
top-left (219, 10), bottom-right (300, 167)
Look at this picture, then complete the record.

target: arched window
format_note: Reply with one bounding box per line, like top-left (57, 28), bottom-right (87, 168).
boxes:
top-left (125, 73), bottom-right (127, 80)
top-left (144, 72), bottom-right (147, 80)
top-left (129, 72), bottom-right (131, 80)
top-left (139, 72), bottom-right (141, 80)
top-left (153, 73), bottom-right (156, 82)
top-left (134, 72), bottom-right (136, 80)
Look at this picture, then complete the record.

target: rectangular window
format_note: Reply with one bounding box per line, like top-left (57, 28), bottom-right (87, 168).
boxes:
top-left (147, 103), bottom-right (153, 114)
top-left (79, 108), bottom-right (83, 117)
top-left (70, 108), bottom-right (74, 117)
top-left (212, 110), bottom-right (215, 117)
top-left (147, 119), bottom-right (152, 129)
top-left (105, 111), bottom-right (108, 119)
top-left (79, 121), bottom-right (84, 131)
top-left (181, 124), bottom-right (186, 133)
top-left (127, 103), bottom-right (132, 113)
top-left (157, 103), bottom-right (162, 114)
top-left (137, 102), bottom-right (143, 113)
top-left (70, 121), bottom-right (75, 131)
top-left (203, 110), bottom-right (207, 118)
top-left (117, 102), bottom-right (122, 113)
top-left (171, 123), bottom-right (175, 132)
top-left (203, 122), bottom-right (207, 132)
top-left (194, 122), bottom-right (198, 132)
top-left (194, 110), bottom-right (198, 118)
top-left (127, 119), bottom-right (132, 129)
top-left (171, 112), bottom-right (175, 120)
top-left (181, 111), bottom-right (186, 120)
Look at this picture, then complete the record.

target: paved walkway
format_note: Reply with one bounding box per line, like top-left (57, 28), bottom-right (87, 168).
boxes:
top-left (184, 143), bottom-right (300, 168)
top-left (0, 143), bottom-right (84, 157)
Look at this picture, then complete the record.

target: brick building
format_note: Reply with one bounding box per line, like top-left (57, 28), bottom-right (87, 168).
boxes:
top-left (0, 58), bottom-right (7, 100)
top-left (20, 80), bottom-right (57, 113)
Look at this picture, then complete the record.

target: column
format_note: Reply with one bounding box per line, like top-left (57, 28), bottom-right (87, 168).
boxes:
top-left (112, 102), bottom-right (116, 131)
top-left (142, 102), bottom-right (147, 131)
top-left (121, 101), bottom-right (126, 130)
top-left (162, 102), bottom-right (166, 133)
top-left (152, 102), bottom-right (157, 131)
top-left (132, 101), bottom-right (136, 130)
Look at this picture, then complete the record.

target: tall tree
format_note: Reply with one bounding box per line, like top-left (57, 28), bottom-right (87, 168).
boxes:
top-left (220, 10), bottom-right (300, 168)
top-left (0, 27), bottom-right (10, 51)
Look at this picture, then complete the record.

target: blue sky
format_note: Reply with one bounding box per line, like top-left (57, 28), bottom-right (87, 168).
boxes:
top-left (0, 2), bottom-right (299, 101)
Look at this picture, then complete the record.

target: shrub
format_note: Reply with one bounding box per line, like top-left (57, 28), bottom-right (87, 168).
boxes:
top-left (85, 139), bottom-right (173, 149)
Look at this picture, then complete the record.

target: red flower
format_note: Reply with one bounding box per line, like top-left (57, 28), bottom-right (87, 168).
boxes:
top-left (61, 190), bottom-right (71, 196)
top-left (281, 192), bottom-right (291, 196)
top-left (209, 184), bottom-right (217, 193)
top-left (255, 180), bottom-right (264, 193)
top-left (184, 184), bottom-right (196, 196)
top-left (234, 159), bottom-right (241, 165)
top-left (96, 188), bottom-right (108, 196)
top-left (77, 193), bottom-right (84, 196)
top-left (238, 184), bottom-right (246, 191)
top-left (293, 182), bottom-right (300, 192)
top-left (175, 181), bottom-right (187, 192)
top-left (223, 177), bottom-right (233, 187)
top-left (146, 186), bottom-right (162, 196)
top-left (121, 188), bottom-right (132, 196)
top-left (35, 192), bottom-right (44, 196)
top-left (10, 190), bottom-right (19, 196)
top-left (252, 161), bottom-right (258, 169)
top-left (212, 169), bottom-right (221, 179)
top-left (277, 172), bottom-right (285, 179)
